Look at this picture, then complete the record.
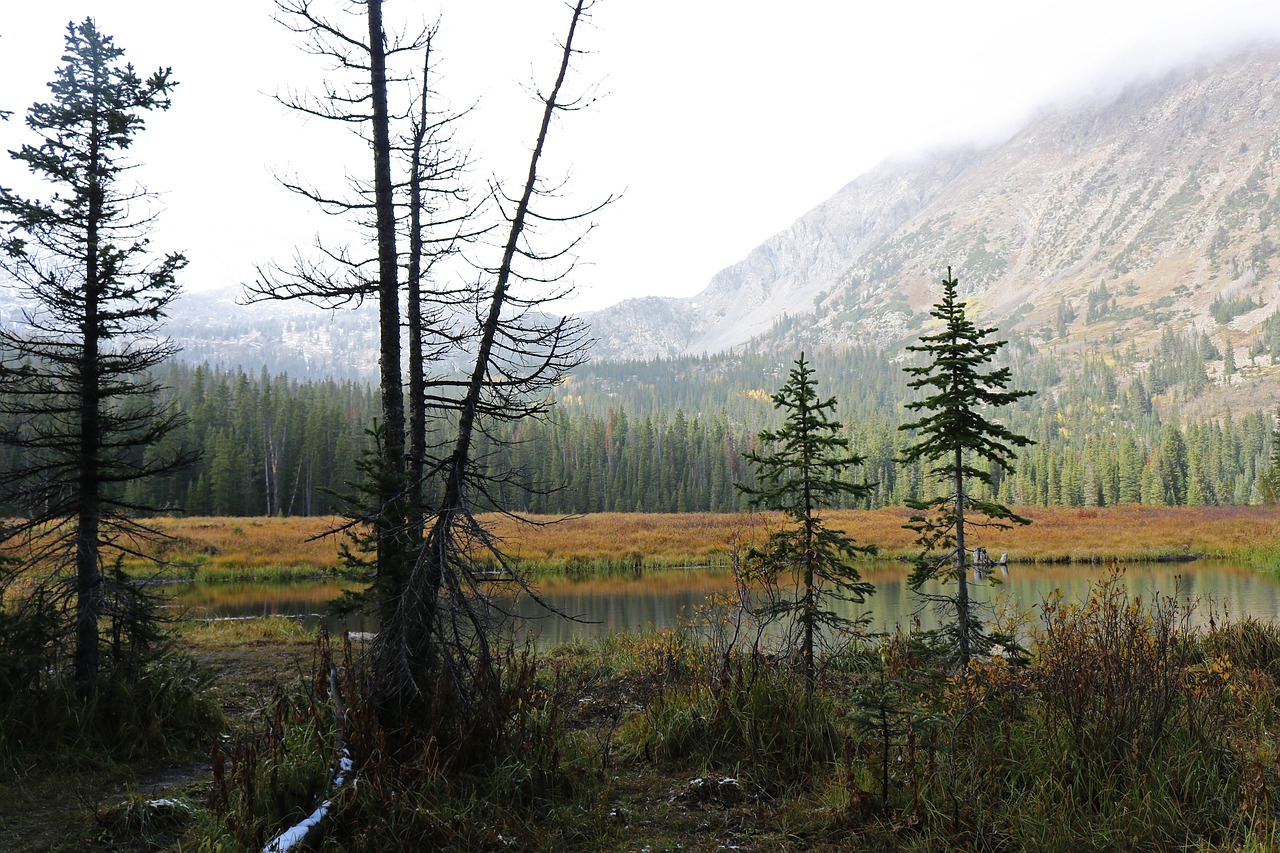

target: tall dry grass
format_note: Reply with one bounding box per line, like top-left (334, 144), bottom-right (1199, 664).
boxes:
top-left (132, 516), bottom-right (347, 578)
top-left (485, 505), bottom-right (1280, 566)
top-left (43, 504), bottom-right (1278, 583)
top-left (949, 505), bottom-right (1280, 563)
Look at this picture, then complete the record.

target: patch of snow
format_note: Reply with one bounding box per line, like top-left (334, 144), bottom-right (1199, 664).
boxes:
top-left (261, 750), bottom-right (352, 853)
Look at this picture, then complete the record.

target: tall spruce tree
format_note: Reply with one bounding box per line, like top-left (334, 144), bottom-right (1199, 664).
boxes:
top-left (0, 20), bottom-right (187, 699)
top-left (899, 268), bottom-right (1033, 667)
top-left (738, 352), bottom-right (875, 691)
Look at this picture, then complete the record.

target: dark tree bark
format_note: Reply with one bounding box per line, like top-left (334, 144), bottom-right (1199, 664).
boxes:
top-left (407, 99), bottom-right (428, 544)
top-left (366, 0), bottom-right (409, 623)
top-left (405, 29), bottom-right (437, 545)
top-left (375, 0), bottom-right (603, 726)
top-left (953, 444), bottom-right (971, 665)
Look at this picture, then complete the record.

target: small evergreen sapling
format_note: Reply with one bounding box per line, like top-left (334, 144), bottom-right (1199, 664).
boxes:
top-left (899, 268), bottom-right (1033, 667)
top-left (738, 352), bottom-right (876, 691)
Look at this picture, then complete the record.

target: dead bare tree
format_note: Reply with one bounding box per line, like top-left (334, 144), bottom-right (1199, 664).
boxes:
top-left (251, 0), bottom-right (607, 735)
top-left (373, 0), bottom-right (608, 729)
top-left (248, 0), bottom-right (474, 625)
top-left (404, 25), bottom-right (476, 544)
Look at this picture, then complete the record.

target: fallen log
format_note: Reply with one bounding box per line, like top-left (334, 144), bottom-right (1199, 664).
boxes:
top-left (261, 660), bottom-right (350, 853)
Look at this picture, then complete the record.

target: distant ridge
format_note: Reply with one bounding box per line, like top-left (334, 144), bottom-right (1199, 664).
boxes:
top-left (16, 43), bottom-right (1280, 395)
top-left (584, 44), bottom-right (1280, 364)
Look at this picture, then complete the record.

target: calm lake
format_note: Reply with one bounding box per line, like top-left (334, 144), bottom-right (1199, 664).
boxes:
top-left (173, 559), bottom-right (1280, 644)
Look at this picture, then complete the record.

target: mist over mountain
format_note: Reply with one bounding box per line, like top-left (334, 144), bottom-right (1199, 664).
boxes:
top-left (43, 43), bottom-right (1280, 411)
top-left (6, 45), bottom-right (1280, 517)
top-left (587, 45), bottom-right (1280, 379)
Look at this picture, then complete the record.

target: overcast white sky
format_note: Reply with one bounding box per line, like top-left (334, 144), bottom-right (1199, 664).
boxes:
top-left (4, 1), bottom-right (1280, 312)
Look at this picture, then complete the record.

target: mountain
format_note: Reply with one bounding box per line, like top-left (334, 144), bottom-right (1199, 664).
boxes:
top-left (586, 45), bottom-right (1280, 373)
top-left (16, 45), bottom-right (1280, 396)
top-left (162, 291), bottom-right (381, 380)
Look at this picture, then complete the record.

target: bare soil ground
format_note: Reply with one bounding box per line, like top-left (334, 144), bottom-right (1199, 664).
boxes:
top-left (0, 635), bottom-right (314, 853)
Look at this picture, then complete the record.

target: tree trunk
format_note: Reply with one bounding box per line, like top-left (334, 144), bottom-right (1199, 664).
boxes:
top-left (74, 83), bottom-right (105, 701)
top-left (405, 37), bottom-right (432, 545)
top-left (954, 445), bottom-right (970, 667)
top-left (75, 316), bottom-right (103, 699)
top-left (802, 453), bottom-right (815, 694)
top-left (367, 0), bottom-right (407, 624)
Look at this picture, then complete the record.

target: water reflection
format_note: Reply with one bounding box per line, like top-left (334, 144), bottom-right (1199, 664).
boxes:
top-left (167, 579), bottom-right (380, 635)
top-left (171, 560), bottom-right (1280, 645)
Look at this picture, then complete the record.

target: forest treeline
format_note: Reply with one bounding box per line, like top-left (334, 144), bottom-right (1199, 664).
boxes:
top-left (25, 325), bottom-right (1274, 518)
top-left (496, 335), bottom-right (1278, 513)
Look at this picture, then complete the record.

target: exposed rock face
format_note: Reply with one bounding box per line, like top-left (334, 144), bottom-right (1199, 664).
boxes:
top-left (585, 45), bottom-right (1280, 360)
top-left (585, 295), bottom-right (697, 360)
top-left (164, 291), bottom-right (382, 380)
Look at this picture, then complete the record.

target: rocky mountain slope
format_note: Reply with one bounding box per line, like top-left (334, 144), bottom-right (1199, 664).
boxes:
top-left (10, 45), bottom-right (1279, 393)
top-left (163, 291), bottom-right (381, 380)
top-left (586, 45), bottom-right (1280, 368)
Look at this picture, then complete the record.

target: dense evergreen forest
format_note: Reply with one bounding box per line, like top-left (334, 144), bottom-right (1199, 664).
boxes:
top-left (24, 322), bottom-right (1271, 518)
top-left (494, 335), bottom-right (1278, 513)
top-left (129, 364), bottom-right (373, 517)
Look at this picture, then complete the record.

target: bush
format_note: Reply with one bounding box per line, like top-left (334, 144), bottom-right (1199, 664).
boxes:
top-left (0, 652), bottom-right (222, 762)
top-left (889, 567), bottom-right (1255, 850)
top-left (618, 664), bottom-right (841, 782)
top-left (0, 580), bottom-right (220, 761)
top-left (203, 635), bottom-right (605, 853)
top-left (1034, 566), bottom-right (1193, 763)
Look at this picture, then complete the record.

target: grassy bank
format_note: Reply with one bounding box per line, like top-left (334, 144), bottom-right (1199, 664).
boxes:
top-left (11, 549), bottom-right (1280, 851)
top-left (0, 617), bottom-right (319, 853)
top-left (53, 567), bottom-right (1280, 852)
top-left (492, 505), bottom-right (1280, 566)
top-left (99, 505), bottom-right (1280, 583)
top-left (9, 506), bottom-right (1280, 851)
top-left (130, 516), bottom-right (348, 580)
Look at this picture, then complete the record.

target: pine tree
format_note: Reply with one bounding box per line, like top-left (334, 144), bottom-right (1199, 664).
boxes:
top-left (1157, 425), bottom-right (1190, 505)
top-left (0, 20), bottom-right (188, 699)
top-left (1118, 436), bottom-right (1144, 503)
top-left (1264, 411), bottom-right (1280, 503)
top-left (738, 353), bottom-right (876, 691)
top-left (899, 268), bottom-right (1034, 667)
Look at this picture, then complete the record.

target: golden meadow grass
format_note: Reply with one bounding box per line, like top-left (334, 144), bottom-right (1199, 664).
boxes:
top-left (32, 505), bottom-right (1280, 583)
top-left (156, 515), bottom-right (348, 569)
top-left (179, 614), bottom-right (318, 647)
top-left (489, 506), bottom-right (1280, 566)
